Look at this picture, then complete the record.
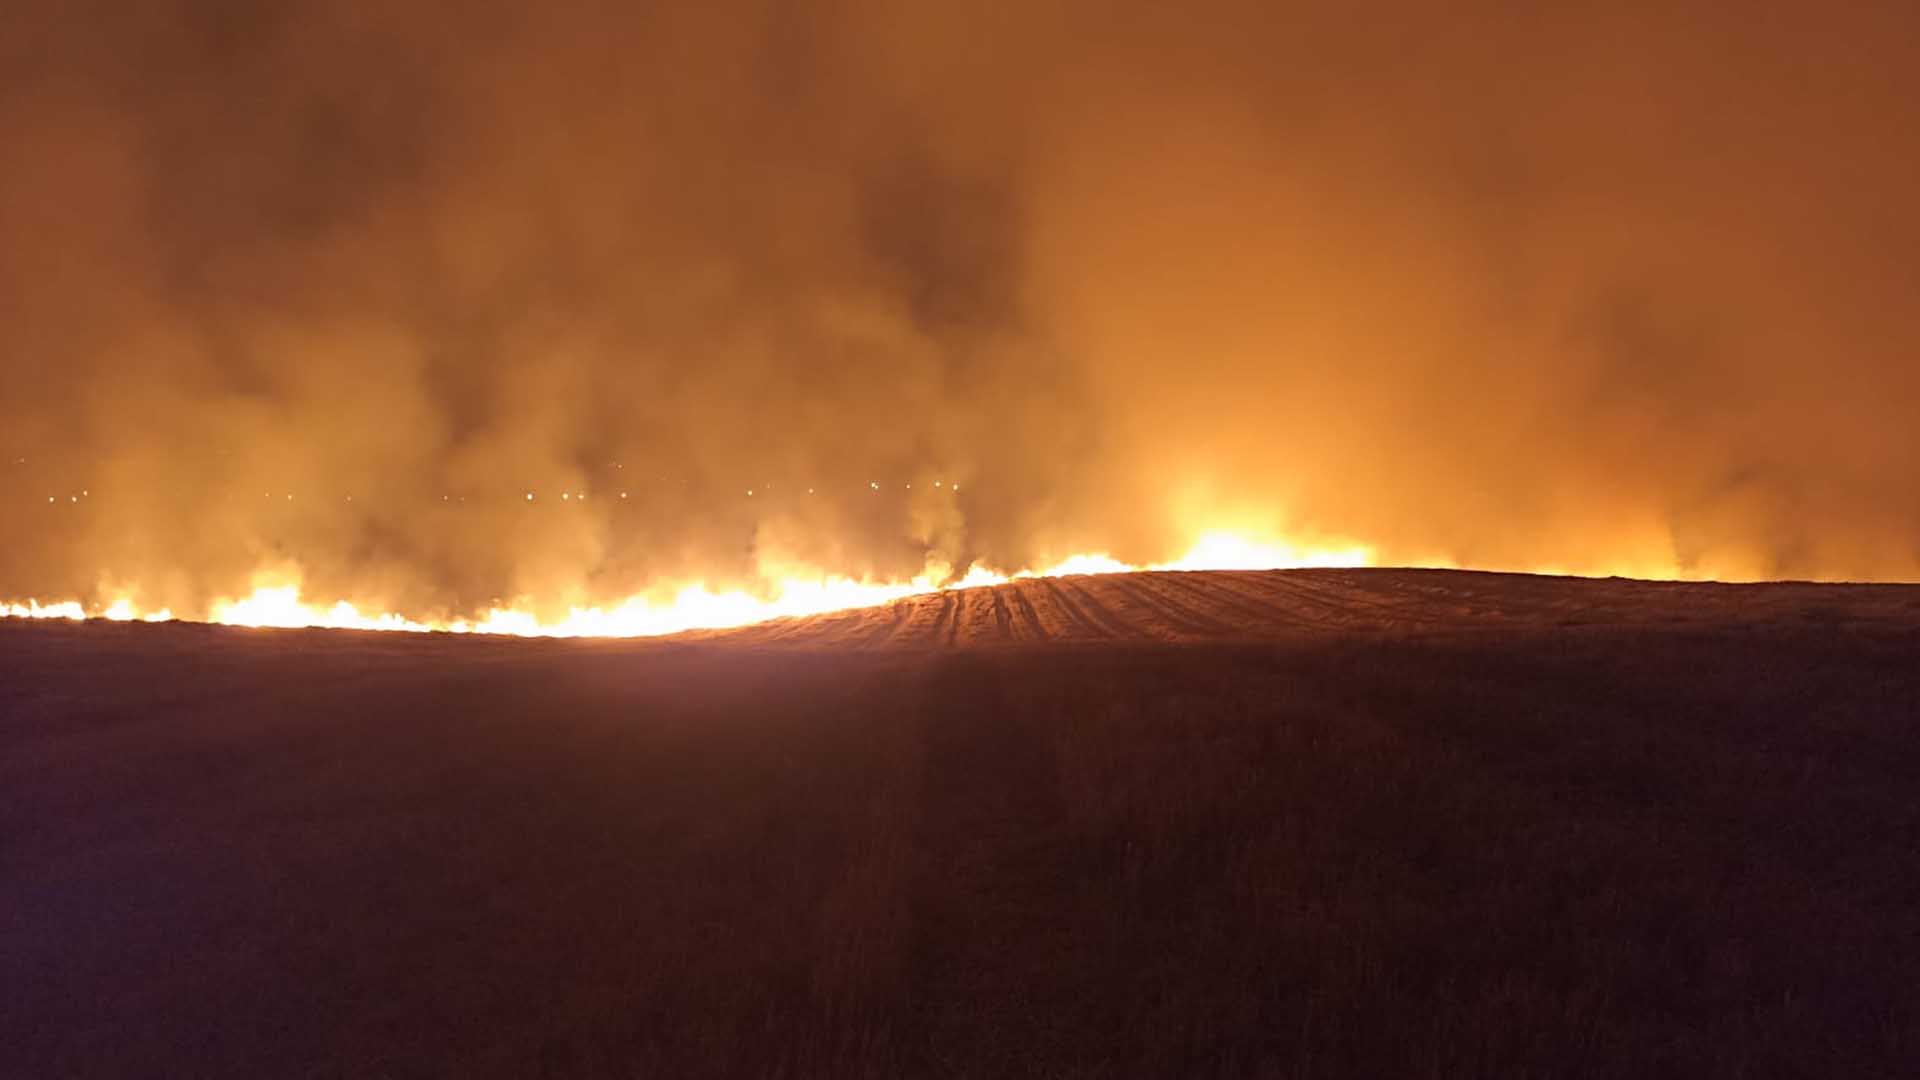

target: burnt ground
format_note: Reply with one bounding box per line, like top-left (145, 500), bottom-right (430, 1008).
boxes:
top-left (3, 569), bottom-right (1919, 1077)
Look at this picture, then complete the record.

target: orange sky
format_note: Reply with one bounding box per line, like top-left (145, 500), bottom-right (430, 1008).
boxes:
top-left (4, 1), bottom-right (1918, 615)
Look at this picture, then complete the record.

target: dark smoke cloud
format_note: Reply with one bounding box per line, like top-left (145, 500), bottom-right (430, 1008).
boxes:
top-left (4, 1), bottom-right (1918, 615)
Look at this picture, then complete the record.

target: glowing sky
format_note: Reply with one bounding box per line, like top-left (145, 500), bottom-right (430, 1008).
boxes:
top-left (4, 1), bottom-right (1918, 624)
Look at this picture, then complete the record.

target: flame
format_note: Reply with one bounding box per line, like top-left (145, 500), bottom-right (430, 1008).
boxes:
top-left (2, 530), bottom-right (1375, 638)
top-left (102, 598), bottom-right (172, 622)
top-left (1024, 553), bottom-right (1132, 577)
top-left (1151, 532), bottom-right (1373, 572)
top-left (5, 599), bottom-right (87, 621)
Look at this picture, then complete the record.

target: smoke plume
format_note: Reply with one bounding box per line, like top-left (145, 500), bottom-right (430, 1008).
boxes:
top-left (5, 1), bottom-right (1918, 616)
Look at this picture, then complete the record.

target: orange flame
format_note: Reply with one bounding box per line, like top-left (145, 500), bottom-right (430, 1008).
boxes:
top-left (1, 530), bottom-right (1378, 638)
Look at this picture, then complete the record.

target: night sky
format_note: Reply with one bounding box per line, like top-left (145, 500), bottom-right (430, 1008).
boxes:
top-left (5, 2), bottom-right (1918, 617)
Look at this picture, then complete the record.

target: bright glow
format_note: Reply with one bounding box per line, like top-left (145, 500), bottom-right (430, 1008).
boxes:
top-left (1152, 532), bottom-right (1373, 572)
top-left (5, 599), bottom-right (86, 620)
top-left (948, 565), bottom-right (1013, 589)
top-left (1026, 553), bottom-right (1133, 577)
top-left (1, 530), bottom-right (1376, 638)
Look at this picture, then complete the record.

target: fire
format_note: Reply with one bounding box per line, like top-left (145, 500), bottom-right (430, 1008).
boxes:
top-left (1024, 553), bottom-right (1132, 577)
top-left (1, 531), bottom-right (1375, 638)
top-left (5, 599), bottom-right (87, 621)
top-left (102, 598), bottom-right (173, 622)
top-left (1150, 532), bottom-right (1374, 572)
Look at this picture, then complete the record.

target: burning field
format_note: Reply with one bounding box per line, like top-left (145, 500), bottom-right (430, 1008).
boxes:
top-left (9, 1), bottom-right (1920, 625)
top-left (7, 0), bottom-right (1920, 1075)
top-left (6, 569), bottom-right (1919, 1076)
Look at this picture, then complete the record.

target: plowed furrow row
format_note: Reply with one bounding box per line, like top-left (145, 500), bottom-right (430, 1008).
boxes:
top-left (1153, 571), bottom-right (1317, 633)
top-left (945, 591), bottom-right (964, 646)
top-left (1297, 571), bottom-right (1441, 622)
top-left (1005, 582), bottom-right (1055, 642)
top-left (1278, 577), bottom-right (1423, 629)
top-left (1061, 575), bottom-right (1167, 639)
top-left (1037, 578), bottom-right (1129, 640)
top-left (952, 588), bottom-right (1004, 646)
top-left (988, 589), bottom-right (1015, 641)
top-left (921, 590), bottom-right (957, 647)
top-left (1240, 573), bottom-right (1390, 630)
top-left (857, 599), bottom-right (909, 646)
top-left (1066, 577), bottom-right (1197, 640)
top-left (1100, 574), bottom-right (1236, 638)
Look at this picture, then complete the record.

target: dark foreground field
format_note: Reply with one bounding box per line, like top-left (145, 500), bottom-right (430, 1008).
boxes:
top-left (4, 570), bottom-right (1919, 1077)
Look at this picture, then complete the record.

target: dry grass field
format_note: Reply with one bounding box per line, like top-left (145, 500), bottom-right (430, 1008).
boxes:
top-left (4, 569), bottom-right (1918, 1076)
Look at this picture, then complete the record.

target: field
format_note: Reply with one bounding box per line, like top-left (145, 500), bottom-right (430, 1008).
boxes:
top-left (5, 569), bottom-right (1918, 1077)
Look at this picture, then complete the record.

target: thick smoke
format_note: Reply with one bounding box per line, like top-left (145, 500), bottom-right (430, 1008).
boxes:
top-left (4, 1), bottom-right (1918, 616)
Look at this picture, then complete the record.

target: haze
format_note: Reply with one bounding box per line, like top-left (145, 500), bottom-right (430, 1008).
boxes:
top-left (5, 1), bottom-right (1918, 619)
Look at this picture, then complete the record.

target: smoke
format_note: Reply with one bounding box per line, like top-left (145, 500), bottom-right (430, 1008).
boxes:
top-left (4, 1), bottom-right (1918, 615)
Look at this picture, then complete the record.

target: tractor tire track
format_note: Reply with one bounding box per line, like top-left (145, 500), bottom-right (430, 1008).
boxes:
top-left (858, 599), bottom-right (909, 647)
top-left (1053, 577), bottom-right (1153, 640)
top-left (945, 591), bottom-right (965, 646)
top-left (1036, 578), bottom-right (1127, 640)
top-left (987, 588), bottom-right (1015, 642)
top-left (1153, 571), bottom-right (1319, 634)
top-left (949, 588), bottom-right (1003, 647)
top-left (1293, 570), bottom-right (1433, 620)
top-left (922, 590), bottom-right (957, 648)
top-left (1004, 582), bottom-right (1054, 642)
top-left (1105, 574), bottom-right (1237, 638)
top-left (1241, 572), bottom-right (1397, 631)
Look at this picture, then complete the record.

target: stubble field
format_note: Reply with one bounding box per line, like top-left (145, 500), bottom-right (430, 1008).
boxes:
top-left (4, 569), bottom-right (1917, 1077)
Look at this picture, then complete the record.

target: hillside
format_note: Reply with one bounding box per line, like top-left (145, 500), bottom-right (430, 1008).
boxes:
top-left (5, 570), bottom-right (1919, 1077)
top-left (709, 567), bottom-right (1920, 646)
